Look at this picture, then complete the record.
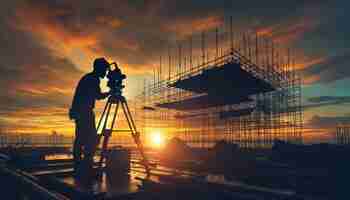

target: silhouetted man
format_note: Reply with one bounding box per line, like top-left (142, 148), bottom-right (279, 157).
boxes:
top-left (69, 58), bottom-right (110, 175)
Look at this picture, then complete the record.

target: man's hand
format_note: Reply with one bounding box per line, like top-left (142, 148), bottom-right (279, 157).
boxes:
top-left (103, 91), bottom-right (110, 99)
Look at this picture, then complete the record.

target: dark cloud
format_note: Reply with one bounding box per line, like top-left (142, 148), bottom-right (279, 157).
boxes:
top-left (302, 96), bottom-right (350, 111)
top-left (301, 51), bottom-right (350, 84)
top-left (13, 0), bottom-right (329, 71)
top-left (308, 114), bottom-right (350, 129)
top-left (0, 2), bottom-right (83, 132)
top-left (308, 96), bottom-right (350, 103)
top-left (0, 27), bottom-right (82, 106)
top-left (294, 0), bottom-right (350, 84)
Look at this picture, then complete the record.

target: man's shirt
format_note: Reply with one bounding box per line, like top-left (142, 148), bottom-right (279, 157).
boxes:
top-left (71, 72), bottom-right (105, 113)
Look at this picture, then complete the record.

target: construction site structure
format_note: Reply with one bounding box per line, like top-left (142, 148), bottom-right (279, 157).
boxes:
top-left (336, 124), bottom-right (350, 145)
top-left (133, 17), bottom-right (303, 149)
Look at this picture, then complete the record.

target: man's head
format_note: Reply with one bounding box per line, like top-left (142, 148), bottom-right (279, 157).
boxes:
top-left (93, 57), bottom-right (110, 78)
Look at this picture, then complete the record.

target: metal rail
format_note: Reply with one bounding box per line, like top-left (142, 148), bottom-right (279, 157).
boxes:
top-left (0, 165), bottom-right (68, 200)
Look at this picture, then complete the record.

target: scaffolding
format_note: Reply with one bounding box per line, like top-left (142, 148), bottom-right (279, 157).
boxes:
top-left (336, 124), bottom-right (350, 145)
top-left (136, 17), bottom-right (303, 149)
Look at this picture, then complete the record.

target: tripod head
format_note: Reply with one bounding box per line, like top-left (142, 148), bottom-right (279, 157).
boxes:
top-left (107, 62), bottom-right (126, 98)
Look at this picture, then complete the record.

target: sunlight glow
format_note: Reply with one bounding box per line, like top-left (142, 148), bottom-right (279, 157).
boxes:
top-left (150, 131), bottom-right (164, 148)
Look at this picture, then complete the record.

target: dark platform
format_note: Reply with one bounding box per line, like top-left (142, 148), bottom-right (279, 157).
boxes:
top-left (170, 62), bottom-right (274, 96)
top-left (219, 108), bottom-right (255, 119)
top-left (157, 95), bottom-right (252, 111)
top-left (159, 62), bottom-right (274, 111)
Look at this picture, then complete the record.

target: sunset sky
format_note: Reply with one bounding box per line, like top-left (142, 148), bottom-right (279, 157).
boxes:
top-left (0, 0), bottom-right (349, 143)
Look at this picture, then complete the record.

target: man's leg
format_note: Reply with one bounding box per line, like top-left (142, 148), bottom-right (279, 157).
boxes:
top-left (73, 137), bottom-right (82, 162)
top-left (84, 111), bottom-right (98, 178)
top-left (73, 120), bottom-right (83, 172)
top-left (85, 135), bottom-right (97, 167)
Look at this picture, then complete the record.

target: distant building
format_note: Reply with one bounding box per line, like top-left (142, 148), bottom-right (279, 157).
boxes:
top-left (0, 132), bottom-right (5, 147)
top-left (48, 131), bottom-right (69, 147)
top-left (336, 124), bottom-right (350, 145)
top-left (0, 131), bottom-right (74, 147)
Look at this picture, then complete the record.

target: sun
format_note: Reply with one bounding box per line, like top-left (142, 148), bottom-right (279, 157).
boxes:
top-left (150, 131), bottom-right (164, 148)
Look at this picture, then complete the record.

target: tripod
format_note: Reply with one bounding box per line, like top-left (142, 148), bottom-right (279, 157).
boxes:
top-left (96, 95), bottom-right (150, 175)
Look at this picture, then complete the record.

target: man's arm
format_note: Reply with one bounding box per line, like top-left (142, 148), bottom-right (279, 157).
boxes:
top-left (96, 91), bottom-right (110, 100)
top-left (92, 79), bottom-right (110, 100)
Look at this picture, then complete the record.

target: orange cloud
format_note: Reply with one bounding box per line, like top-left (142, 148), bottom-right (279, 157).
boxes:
top-left (302, 128), bottom-right (334, 144)
top-left (1, 105), bottom-right (74, 134)
top-left (13, 2), bottom-right (129, 71)
top-left (15, 84), bottom-right (73, 97)
top-left (303, 74), bottom-right (321, 85)
top-left (96, 15), bottom-right (123, 29)
top-left (14, 4), bottom-right (100, 48)
top-left (294, 56), bottom-right (327, 70)
top-left (13, 2), bottom-right (148, 77)
top-left (257, 15), bottom-right (319, 44)
top-left (164, 15), bottom-right (223, 38)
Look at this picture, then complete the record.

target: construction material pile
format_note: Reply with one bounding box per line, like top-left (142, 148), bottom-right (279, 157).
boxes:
top-left (158, 137), bottom-right (195, 168)
top-left (161, 137), bottom-right (194, 160)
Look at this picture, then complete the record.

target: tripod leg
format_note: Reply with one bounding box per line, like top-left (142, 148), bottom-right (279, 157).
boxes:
top-left (120, 101), bottom-right (136, 134)
top-left (98, 101), bottom-right (113, 167)
top-left (99, 101), bottom-right (121, 168)
top-left (110, 101), bottom-right (120, 131)
top-left (122, 100), bottom-right (137, 131)
top-left (120, 100), bottom-right (150, 175)
top-left (96, 98), bottom-right (110, 132)
top-left (101, 101), bottom-right (113, 133)
top-left (99, 135), bottom-right (109, 167)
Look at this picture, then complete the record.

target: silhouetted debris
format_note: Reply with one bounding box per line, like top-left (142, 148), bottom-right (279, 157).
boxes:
top-left (212, 140), bottom-right (239, 154)
top-left (271, 140), bottom-right (350, 197)
top-left (158, 137), bottom-right (197, 169)
top-left (160, 137), bottom-right (194, 161)
top-left (200, 141), bottom-right (257, 180)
